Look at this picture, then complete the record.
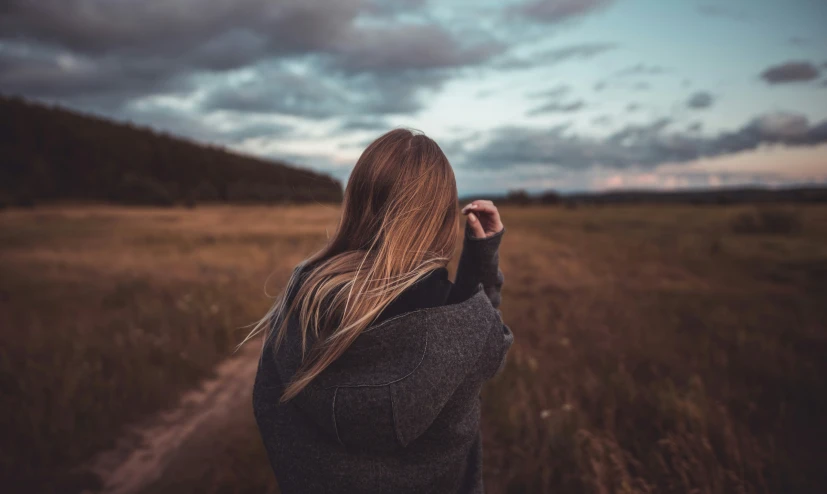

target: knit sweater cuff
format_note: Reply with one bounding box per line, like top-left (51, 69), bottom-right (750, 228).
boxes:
top-left (451, 223), bottom-right (505, 307)
top-left (462, 222), bottom-right (505, 256)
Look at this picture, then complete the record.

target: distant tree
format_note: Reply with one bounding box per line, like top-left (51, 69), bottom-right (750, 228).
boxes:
top-left (13, 194), bottom-right (36, 208)
top-left (539, 190), bottom-right (562, 205)
top-left (507, 189), bottom-right (532, 206)
top-left (0, 95), bottom-right (344, 206)
top-left (117, 173), bottom-right (174, 206)
top-left (191, 181), bottom-right (220, 202)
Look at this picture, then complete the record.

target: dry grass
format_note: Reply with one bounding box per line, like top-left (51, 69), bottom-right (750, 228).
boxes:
top-left (2, 205), bottom-right (826, 493)
top-left (0, 205), bottom-right (339, 493)
top-left (483, 205), bottom-right (827, 494)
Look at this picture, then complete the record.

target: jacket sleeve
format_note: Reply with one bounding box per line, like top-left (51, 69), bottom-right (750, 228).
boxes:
top-left (481, 311), bottom-right (514, 380)
top-left (387, 299), bottom-right (501, 447)
top-left (449, 223), bottom-right (506, 308)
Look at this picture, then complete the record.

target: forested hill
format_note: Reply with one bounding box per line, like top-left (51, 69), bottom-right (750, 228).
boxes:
top-left (0, 95), bottom-right (343, 206)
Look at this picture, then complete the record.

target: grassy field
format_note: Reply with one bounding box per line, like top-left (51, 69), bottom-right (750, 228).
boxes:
top-left (1, 204), bottom-right (826, 493)
top-left (0, 206), bottom-right (338, 493)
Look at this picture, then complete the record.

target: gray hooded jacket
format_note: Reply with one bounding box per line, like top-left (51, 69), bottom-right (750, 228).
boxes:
top-left (252, 224), bottom-right (512, 493)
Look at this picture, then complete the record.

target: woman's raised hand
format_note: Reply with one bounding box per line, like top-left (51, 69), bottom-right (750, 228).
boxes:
top-left (461, 200), bottom-right (504, 239)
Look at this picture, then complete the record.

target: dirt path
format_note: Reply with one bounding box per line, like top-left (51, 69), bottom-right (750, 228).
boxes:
top-left (84, 344), bottom-right (261, 494)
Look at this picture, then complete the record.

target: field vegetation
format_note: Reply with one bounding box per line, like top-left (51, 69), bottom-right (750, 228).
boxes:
top-left (1, 204), bottom-right (825, 493)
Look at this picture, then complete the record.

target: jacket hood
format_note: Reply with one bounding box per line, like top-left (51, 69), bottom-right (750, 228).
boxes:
top-left (268, 279), bottom-right (504, 450)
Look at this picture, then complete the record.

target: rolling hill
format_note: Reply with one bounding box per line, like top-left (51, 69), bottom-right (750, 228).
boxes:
top-left (0, 95), bottom-right (343, 206)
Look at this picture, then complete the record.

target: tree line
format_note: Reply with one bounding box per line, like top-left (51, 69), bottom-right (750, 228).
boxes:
top-left (460, 186), bottom-right (827, 207)
top-left (0, 95), bottom-right (343, 207)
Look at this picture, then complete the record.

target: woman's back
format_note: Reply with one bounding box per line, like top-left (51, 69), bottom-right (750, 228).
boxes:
top-left (253, 224), bottom-right (511, 493)
top-left (248, 129), bottom-right (512, 493)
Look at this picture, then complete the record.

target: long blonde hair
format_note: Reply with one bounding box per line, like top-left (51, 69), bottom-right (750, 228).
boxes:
top-left (240, 128), bottom-right (459, 402)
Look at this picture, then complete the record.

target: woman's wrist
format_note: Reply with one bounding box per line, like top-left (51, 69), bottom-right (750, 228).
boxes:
top-left (464, 222), bottom-right (505, 243)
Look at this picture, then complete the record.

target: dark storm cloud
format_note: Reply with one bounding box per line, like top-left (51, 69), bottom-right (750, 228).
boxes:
top-left (686, 91), bottom-right (714, 109)
top-left (200, 68), bottom-right (352, 119)
top-left (527, 100), bottom-right (585, 115)
top-left (0, 0), bottom-right (503, 117)
top-left (200, 65), bottom-right (448, 118)
top-left (0, 0), bottom-right (358, 105)
top-left (350, 70), bottom-right (450, 114)
top-left (0, 42), bottom-right (194, 108)
top-left (760, 61), bottom-right (820, 84)
top-left (463, 112), bottom-right (827, 170)
top-left (513, 0), bottom-right (614, 23)
top-left (0, 0), bottom-right (362, 60)
top-left (326, 23), bottom-right (504, 74)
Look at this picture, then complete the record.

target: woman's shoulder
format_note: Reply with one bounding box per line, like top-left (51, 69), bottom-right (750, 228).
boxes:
top-left (325, 290), bottom-right (505, 449)
top-left (276, 279), bottom-right (507, 451)
top-left (283, 260), bottom-right (319, 305)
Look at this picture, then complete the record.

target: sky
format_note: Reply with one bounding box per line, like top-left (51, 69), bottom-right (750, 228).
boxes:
top-left (1, 0), bottom-right (826, 195)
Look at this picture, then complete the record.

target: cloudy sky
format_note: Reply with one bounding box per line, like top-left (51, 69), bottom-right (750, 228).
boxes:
top-left (2, 0), bottom-right (826, 194)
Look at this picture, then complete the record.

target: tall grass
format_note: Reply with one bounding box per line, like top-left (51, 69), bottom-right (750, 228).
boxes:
top-left (2, 205), bottom-right (826, 493)
top-left (0, 206), bottom-right (338, 493)
top-left (730, 208), bottom-right (802, 235)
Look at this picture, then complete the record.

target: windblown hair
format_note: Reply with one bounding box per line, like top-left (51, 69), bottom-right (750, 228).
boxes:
top-left (241, 128), bottom-right (459, 402)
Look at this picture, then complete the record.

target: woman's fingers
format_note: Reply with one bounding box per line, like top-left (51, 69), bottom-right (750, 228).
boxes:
top-left (467, 202), bottom-right (498, 217)
top-left (461, 200), bottom-right (494, 214)
top-left (466, 212), bottom-right (487, 239)
top-left (462, 200), bottom-right (504, 237)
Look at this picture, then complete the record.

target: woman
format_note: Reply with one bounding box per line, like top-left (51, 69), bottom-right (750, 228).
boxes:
top-left (249, 128), bottom-right (513, 494)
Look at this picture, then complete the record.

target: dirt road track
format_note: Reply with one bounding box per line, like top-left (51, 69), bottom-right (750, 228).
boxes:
top-left (84, 345), bottom-right (261, 494)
